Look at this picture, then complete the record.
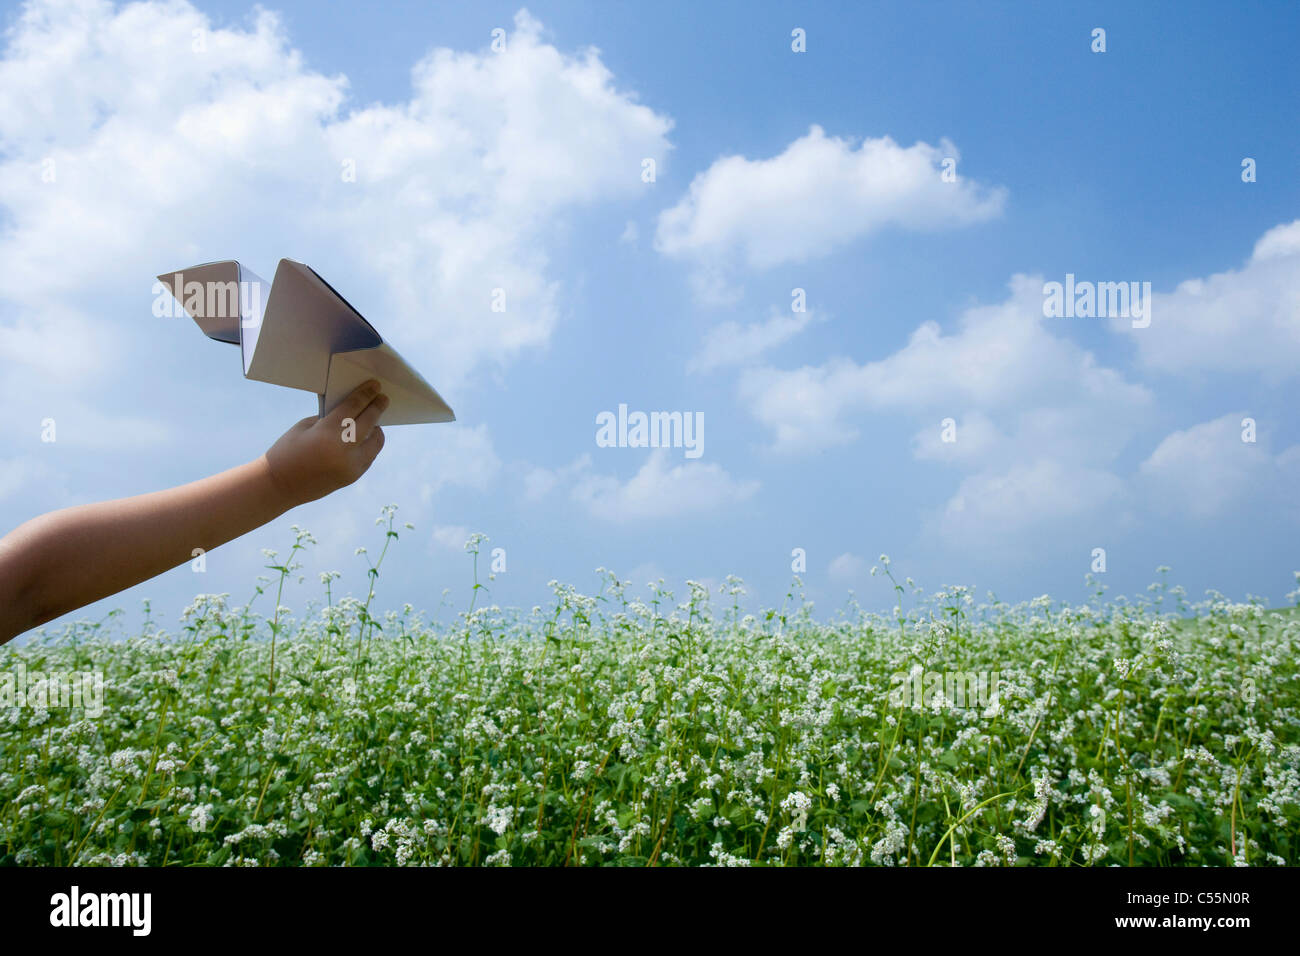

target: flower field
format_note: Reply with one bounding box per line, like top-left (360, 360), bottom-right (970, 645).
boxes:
top-left (2, 520), bottom-right (1297, 867)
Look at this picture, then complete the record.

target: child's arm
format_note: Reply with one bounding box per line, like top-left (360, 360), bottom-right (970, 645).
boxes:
top-left (0, 380), bottom-right (390, 645)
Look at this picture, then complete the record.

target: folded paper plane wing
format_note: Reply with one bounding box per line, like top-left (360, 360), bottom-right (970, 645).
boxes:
top-left (158, 258), bottom-right (454, 426)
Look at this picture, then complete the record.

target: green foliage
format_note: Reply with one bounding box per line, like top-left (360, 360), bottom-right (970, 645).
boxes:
top-left (1, 525), bottom-right (1297, 866)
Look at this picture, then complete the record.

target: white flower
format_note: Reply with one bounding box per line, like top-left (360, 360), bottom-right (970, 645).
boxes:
top-left (484, 805), bottom-right (514, 836)
top-left (188, 804), bottom-right (213, 833)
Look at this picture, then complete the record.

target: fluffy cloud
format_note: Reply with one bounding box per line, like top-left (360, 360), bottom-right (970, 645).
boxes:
top-left (734, 220), bottom-right (1300, 543)
top-left (1138, 413), bottom-right (1298, 519)
top-left (623, 561), bottom-right (669, 589)
top-left (0, 456), bottom-right (48, 502)
top-left (429, 524), bottom-right (472, 552)
top-left (827, 552), bottom-right (868, 583)
top-left (734, 273), bottom-right (1156, 544)
top-left (522, 454), bottom-right (591, 501)
top-left (1114, 220), bottom-right (1300, 378)
top-left (655, 125), bottom-right (1005, 299)
top-left (416, 423), bottom-right (501, 500)
top-left (738, 274), bottom-right (1152, 458)
top-left (687, 307), bottom-right (818, 373)
top-left (939, 460), bottom-right (1129, 539)
top-left (520, 448), bottom-right (757, 521)
top-left (0, 2), bottom-right (674, 406)
top-left (910, 411), bottom-right (1005, 464)
top-left (570, 449), bottom-right (758, 521)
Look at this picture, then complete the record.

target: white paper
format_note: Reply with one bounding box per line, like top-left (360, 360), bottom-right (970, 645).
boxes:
top-left (158, 258), bottom-right (454, 426)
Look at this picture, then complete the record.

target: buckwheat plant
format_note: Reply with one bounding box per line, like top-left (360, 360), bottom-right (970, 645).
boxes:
top-left (1, 530), bottom-right (1297, 866)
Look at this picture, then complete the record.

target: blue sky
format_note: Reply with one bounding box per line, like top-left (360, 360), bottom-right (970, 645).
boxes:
top-left (2, 0), bottom-right (1298, 636)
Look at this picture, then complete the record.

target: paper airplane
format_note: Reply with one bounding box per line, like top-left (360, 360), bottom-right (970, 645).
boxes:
top-left (158, 259), bottom-right (454, 425)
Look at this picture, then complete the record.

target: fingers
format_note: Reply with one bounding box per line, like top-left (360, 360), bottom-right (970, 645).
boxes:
top-left (357, 425), bottom-right (385, 470)
top-left (325, 379), bottom-right (382, 427)
top-left (353, 392), bottom-right (390, 440)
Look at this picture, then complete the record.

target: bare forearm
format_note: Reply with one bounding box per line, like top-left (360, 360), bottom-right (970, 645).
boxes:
top-left (0, 380), bottom-right (388, 646)
top-left (0, 455), bottom-right (295, 643)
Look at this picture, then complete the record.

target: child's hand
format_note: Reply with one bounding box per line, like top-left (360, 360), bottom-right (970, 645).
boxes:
top-left (263, 379), bottom-right (389, 507)
top-left (0, 378), bottom-right (392, 642)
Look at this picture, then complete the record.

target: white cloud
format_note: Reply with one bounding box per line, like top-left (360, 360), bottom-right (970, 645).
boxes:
top-left (738, 274), bottom-right (1152, 457)
top-left (521, 449), bottom-right (757, 522)
top-left (416, 423), bottom-right (501, 500)
top-left (910, 411), bottom-right (1005, 464)
top-left (430, 524), bottom-right (472, 552)
top-left (522, 453), bottom-right (591, 501)
top-left (1115, 220), bottom-right (1300, 378)
top-left (624, 561), bottom-right (668, 589)
top-left (1137, 413), bottom-right (1288, 519)
top-left (687, 308), bottom-right (817, 373)
top-left (570, 449), bottom-right (757, 521)
top-left (828, 552), bottom-right (868, 583)
top-left (0, 307), bottom-right (120, 383)
top-left (736, 274), bottom-right (1154, 544)
top-left (0, 2), bottom-right (674, 403)
top-left (54, 403), bottom-right (176, 449)
top-left (0, 456), bottom-right (49, 501)
top-left (655, 125), bottom-right (1005, 297)
top-left (939, 460), bottom-right (1128, 539)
